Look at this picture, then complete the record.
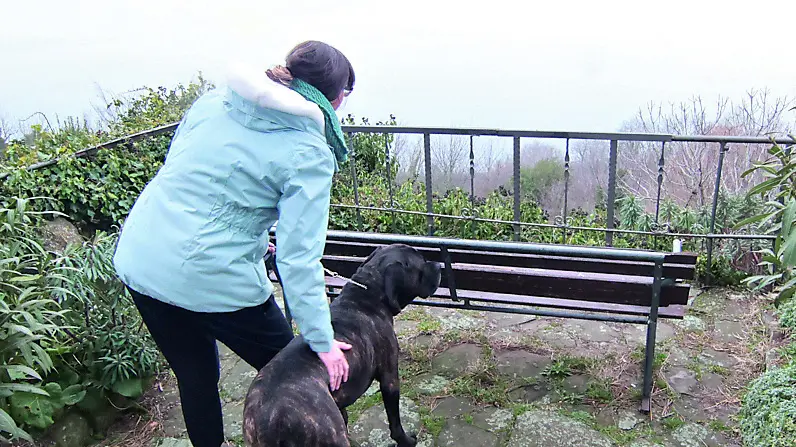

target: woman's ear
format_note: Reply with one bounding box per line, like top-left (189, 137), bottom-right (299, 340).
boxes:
top-left (331, 90), bottom-right (345, 110)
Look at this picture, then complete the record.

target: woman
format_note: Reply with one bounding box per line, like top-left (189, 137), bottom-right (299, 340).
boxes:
top-left (113, 40), bottom-right (355, 447)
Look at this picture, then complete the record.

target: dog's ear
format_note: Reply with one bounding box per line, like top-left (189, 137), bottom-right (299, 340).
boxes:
top-left (382, 263), bottom-right (405, 315)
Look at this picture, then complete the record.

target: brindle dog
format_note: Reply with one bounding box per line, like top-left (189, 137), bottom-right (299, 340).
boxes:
top-left (242, 243), bottom-right (442, 447)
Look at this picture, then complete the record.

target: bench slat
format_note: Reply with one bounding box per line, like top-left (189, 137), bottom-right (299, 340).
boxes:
top-left (321, 277), bottom-right (686, 319)
top-left (323, 241), bottom-right (696, 280)
top-left (320, 255), bottom-right (691, 307)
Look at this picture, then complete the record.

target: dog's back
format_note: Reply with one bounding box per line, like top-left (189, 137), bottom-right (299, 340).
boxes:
top-left (243, 340), bottom-right (350, 447)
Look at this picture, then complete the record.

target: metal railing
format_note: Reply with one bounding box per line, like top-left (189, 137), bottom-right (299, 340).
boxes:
top-left (3, 121), bottom-right (792, 281)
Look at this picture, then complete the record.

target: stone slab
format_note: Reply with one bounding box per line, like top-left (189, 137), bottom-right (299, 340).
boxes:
top-left (507, 410), bottom-right (614, 447)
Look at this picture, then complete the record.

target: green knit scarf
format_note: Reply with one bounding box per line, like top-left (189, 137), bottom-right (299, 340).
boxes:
top-left (289, 78), bottom-right (348, 168)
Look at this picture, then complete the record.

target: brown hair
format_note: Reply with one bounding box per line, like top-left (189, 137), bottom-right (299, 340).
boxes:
top-left (266, 40), bottom-right (355, 102)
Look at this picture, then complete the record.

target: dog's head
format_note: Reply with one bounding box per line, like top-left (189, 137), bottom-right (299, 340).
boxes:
top-left (357, 243), bottom-right (442, 315)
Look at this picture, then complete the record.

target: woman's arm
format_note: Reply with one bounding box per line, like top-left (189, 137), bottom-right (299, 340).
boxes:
top-left (275, 147), bottom-right (336, 353)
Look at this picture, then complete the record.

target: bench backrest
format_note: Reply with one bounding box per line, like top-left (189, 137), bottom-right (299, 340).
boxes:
top-left (316, 231), bottom-right (698, 309)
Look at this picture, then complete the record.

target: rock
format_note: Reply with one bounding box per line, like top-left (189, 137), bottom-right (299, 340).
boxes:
top-left (697, 349), bottom-right (737, 368)
top-left (47, 411), bottom-right (92, 447)
top-left (698, 373), bottom-right (723, 391)
top-left (509, 382), bottom-right (552, 403)
top-left (75, 387), bottom-right (120, 436)
top-left (666, 347), bottom-right (695, 367)
top-left (412, 374), bottom-right (450, 396)
top-left (410, 334), bottom-right (435, 349)
top-left (222, 400), bottom-right (245, 439)
top-left (713, 321), bottom-right (744, 343)
top-left (159, 386), bottom-right (187, 438)
top-left (535, 324), bottom-right (578, 349)
top-left (394, 320), bottom-right (419, 336)
top-left (665, 368), bottom-right (698, 395)
top-left (495, 351), bottom-right (553, 379)
top-left (668, 422), bottom-right (726, 447)
top-left (722, 300), bottom-right (747, 318)
top-left (431, 397), bottom-right (475, 418)
top-left (765, 348), bottom-right (781, 371)
top-left (571, 321), bottom-right (622, 343)
top-left (153, 439), bottom-right (194, 447)
top-left (674, 315), bottom-right (706, 333)
top-left (622, 323), bottom-right (676, 345)
top-left (487, 313), bottom-right (536, 329)
top-left (219, 359), bottom-right (258, 402)
top-left (507, 409), bottom-right (614, 447)
top-left (41, 217), bottom-right (84, 254)
top-left (627, 441), bottom-right (662, 447)
top-left (470, 407), bottom-right (514, 433)
top-left (616, 409), bottom-right (645, 431)
top-left (562, 375), bottom-right (590, 395)
top-left (349, 396), bottom-right (421, 447)
top-left (431, 344), bottom-right (484, 377)
top-left (437, 419), bottom-right (499, 447)
top-left (430, 308), bottom-right (484, 331)
top-left (594, 407), bottom-right (619, 427)
top-left (673, 396), bottom-right (709, 422)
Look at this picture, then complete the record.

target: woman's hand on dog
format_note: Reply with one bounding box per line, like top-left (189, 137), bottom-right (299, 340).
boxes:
top-left (317, 340), bottom-right (352, 391)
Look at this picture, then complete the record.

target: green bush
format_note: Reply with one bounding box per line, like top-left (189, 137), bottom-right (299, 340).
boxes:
top-left (0, 197), bottom-right (161, 441)
top-left (1, 78), bottom-right (211, 232)
top-left (739, 141), bottom-right (796, 305)
top-left (55, 231), bottom-right (163, 396)
top-left (739, 364), bottom-right (796, 447)
top-left (0, 198), bottom-right (80, 442)
top-left (778, 298), bottom-right (796, 332)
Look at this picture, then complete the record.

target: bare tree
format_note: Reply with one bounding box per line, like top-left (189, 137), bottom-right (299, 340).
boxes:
top-left (474, 140), bottom-right (510, 197)
top-left (431, 135), bottom-right (469, 192)
top-left (568, 140), bottom-right (610, 211)
top-left (393, 135), bottom-right (424, 182)
top-left (0, 115), bottom-right (9, 156)
top-left (618, 90), bottom-right (795, 210)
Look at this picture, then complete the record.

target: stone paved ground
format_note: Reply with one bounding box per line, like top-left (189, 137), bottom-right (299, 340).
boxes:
top-left (124, 285), bottom-right (778, 447)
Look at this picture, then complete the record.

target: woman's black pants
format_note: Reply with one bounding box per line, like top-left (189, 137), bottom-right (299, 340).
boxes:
top-left (128, 286), bottom-right (294, 447)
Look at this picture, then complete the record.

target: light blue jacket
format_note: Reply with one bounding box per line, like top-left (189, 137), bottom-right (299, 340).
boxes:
top-left (113, 67), bottom-right (337, 353)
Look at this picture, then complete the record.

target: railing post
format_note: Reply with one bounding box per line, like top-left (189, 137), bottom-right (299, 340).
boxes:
top-left (561, 139), bottom-right (571, 244)
top-left (705, 141), bottom-right (729, 285)
top-left (424, 133), bottom-right (435, 236)
top-left (384, 133), bottom-right (396, 233)
top-left (654, 141), bottom-right (666, 224)
top-left (513, 136), bottom-right (521, 241)
top-left (653, 141), bottom-right (666, 248)
top-left (347, 133), bottom-right (363, 231)
top-left (606, 140), bottom-right (618, 246)
top-left (469, 135), bottom-right (477, 238)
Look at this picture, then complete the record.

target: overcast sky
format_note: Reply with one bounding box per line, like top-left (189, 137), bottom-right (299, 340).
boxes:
top-left (2, 0), bottom-right (795, 135)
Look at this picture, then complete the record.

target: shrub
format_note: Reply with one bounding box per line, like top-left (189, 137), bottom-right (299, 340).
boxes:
top-left (739, 364), bottom-right (796, 447)
top-left (0, 197), bottom-right (161, 441)
top-left (778, 298), bottom-right (796, 333)
top-left (55, 231), bottom-right (163, 397)
top-left (0, 198), bottom-right (79, 442)
top-left (738, 140), bottom-right (796, 305)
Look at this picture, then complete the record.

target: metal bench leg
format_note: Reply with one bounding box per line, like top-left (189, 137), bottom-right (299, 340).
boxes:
top-left (640, 262), bottom-right (664, 415)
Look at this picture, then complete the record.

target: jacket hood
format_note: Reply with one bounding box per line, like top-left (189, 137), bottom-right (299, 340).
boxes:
top-left (223, 63), bottom-right (326, 136)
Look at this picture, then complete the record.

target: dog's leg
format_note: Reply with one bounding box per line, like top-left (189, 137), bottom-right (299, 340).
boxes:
top-left (379, 377), bottom-right (416, 447)
top-left (340, 407), bottom-right (349, 427)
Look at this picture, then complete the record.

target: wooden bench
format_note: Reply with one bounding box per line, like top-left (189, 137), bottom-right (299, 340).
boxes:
top-left (265, 230), bottom-right (698, 415)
